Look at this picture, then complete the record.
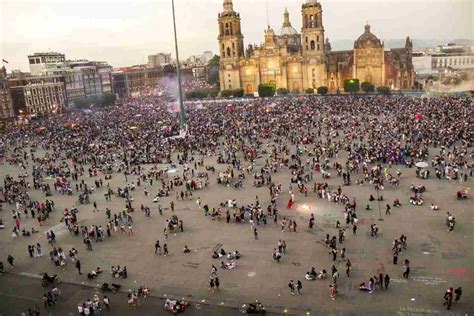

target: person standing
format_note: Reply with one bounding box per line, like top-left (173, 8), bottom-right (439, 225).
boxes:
top-left (103, 295), bottom-right (110, 310)
top-left (345, 259), bottom-right (352, 277)
top-left (214, 277), bottom-right (220, 291)
top-left (403, 259), bottom-right (410, 279)
top-left (170, 201), bottom-right (175, 212)
top-left (288, 280), bottom-right (295, 295)
top-left (7, 254), bottom-right (14, 268)
top-left (352, 224), bottom-right (357, 235)
top-left (154, 241), bottom-right (161, 255)
top-left (296, 280), bottom-right (302, 295)
top-left (384, 274), bottom-right (390, 290)
top-left (209, 278), bottom-right (215, 293)
top-left (454, 287), bottom-right (462, 303)
top-left (76, 259), bottom-right (82, 275)
top-left (163, 244), bottom-right (169, 256)
top-left (253, 228), bottom-right (258, 240)
top-left (393, 250), bottom-right (399, 265)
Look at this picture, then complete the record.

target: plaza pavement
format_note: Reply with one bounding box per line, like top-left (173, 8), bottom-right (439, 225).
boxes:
top-left (0, 145), bottom-right (473, 315)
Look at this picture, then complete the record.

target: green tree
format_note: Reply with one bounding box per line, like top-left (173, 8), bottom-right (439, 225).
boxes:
top-left (208, 88), bottom-right (219, 98)
top-left (276, 88), bottom-right (288, 95)
top-left (361, 81), bottom-right (375, 93)
top-left (258, 84), bottom-right (276, 97)
top-left (317, 86), bottom-right (328, 95)
top-left (74, 98), bottom-right (90, 108)
top-left (305, 88), bottom-right (314, 94)
top-left (207, 55), bottom-right (220, 85)
top-left (376, 86), bottom-right (391, 95)
top-left (344, 79), bottom-right (360, 93)
top-left (102, 92), bottom-right (116, 106)
top-left (232, 88), bottom-right (244, 97)
top-left (221, 89), bottom-right (232, 98)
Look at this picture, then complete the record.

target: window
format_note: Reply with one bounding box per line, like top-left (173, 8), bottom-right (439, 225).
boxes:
top-left (317, 35), bottom-right (319, 42)
top-left (305, 37), bottom-right (308, 43)
top-left (317, 44), bottom-right (320, 50)
top-left (227, 47), bottom-right (231, 57)
top-left (310, 40), bottom-right (315, 50)
top-left (29, 59), bottom-right (35, 64)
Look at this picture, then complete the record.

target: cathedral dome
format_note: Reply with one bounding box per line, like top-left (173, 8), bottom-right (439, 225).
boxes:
top-left (278, 8), bottom-right (299, 36)
top-left (354, 24), bottom-right (383, 49)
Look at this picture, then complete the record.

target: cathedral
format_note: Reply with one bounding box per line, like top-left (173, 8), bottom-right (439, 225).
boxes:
top-left (218, 0), bottom-right (414, 93)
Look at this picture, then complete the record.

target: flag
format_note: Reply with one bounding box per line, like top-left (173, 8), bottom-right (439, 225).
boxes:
top-left (2, 59), bottom-right (8, 64)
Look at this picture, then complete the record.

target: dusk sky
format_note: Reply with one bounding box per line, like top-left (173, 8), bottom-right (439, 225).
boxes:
top-left (1, 0), bottom-right (472, 71)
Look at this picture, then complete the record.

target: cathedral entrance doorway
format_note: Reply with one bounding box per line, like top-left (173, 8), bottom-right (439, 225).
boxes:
top-left (245, 84), bottom-right (253, 94)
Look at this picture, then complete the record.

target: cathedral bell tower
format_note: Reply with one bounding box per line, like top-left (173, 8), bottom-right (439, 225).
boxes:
top-left (301, 0), bottom-right (327, 89)
top-left (218, 0), bottom-right (244, 91)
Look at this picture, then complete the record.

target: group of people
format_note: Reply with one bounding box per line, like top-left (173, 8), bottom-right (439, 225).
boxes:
top-left (0, 93), bottom-right (472, 314)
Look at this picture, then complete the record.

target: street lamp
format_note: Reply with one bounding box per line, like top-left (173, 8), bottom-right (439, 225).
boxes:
top-left (171, 0), bottom-right (187, 130)
top-left (376, 186), bottom-right (383, 221)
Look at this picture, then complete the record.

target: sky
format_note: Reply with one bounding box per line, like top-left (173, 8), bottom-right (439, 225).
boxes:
top-left (1, 0), bottom-right (472, 71)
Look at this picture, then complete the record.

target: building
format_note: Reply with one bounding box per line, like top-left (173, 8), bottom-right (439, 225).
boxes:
top-left (147, 53), bottom-right (172, 68)
top-left (37, 57), bottom-right (113, 107)
top-left (0, 66), bottom-right (14, 120)
top-left (112, 65), bottom-right (164, 98)
top-left (8, 75), bottom-right (67, 115)
top-left (217, 0), bottom-right (414, 93)
top-left (28, 52), bottom-right (66, 76)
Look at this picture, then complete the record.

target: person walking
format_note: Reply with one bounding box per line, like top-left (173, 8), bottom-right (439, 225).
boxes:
top-left (443, 287), bottom-right (453, 310)
top-left (76, 259), bottom-right (82, 275)
top-left (170, 201), bottom-right (175, 212)
top-left (386, 204), bottom-right (391, 215)
top-left (209, 278), bottom-right (215, 293)
top-left (163, 244), bottom-right (169, 256)
top-left (352, 224), bottom-right (357, 235)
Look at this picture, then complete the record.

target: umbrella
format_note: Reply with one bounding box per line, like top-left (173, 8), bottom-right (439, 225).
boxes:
top-left (415, 161), bottom-right (429, 168)
top-left (415, 113), bottom-right (424, 120)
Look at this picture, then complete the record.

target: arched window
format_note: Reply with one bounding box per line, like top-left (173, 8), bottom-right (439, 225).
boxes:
top-left (222, 44), bottom-right (225, 57)
top-left (227, 47), bottom-right (231, 57)
top-left (310, 40), bottom-right (315, 50)
top-left (310, 15), bottom-right (315, 28)
top-left (225, 23), bottom-right (230, 35)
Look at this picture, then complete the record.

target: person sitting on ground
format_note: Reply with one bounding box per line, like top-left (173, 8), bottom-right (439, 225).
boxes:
top-left (219, 248), bottom-right (226, 257)
top-left (305, 271), bottom-right (315, 281)
top-left (369, 194), bottom-right (375, 201)
top-left (365, 204), bottom-right (371, 210)
top-left (227, 250), bottom-right (241, 260)
top-left (212, 251), bottom-right (219, 259)
top-left (317, 269), bottom-right (327, 279)
top-left (393, 198), bottom-right (402, 207)
top-left (430, 203), bottom-right (439, 211)
top-left (359, 282), bottom-right (371, 292)
top-left (183, 245), bottom-right (191, 253)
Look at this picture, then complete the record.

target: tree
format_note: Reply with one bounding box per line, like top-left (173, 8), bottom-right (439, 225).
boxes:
top-left (208, 88), bottom-right (219, 98)
top-left (232, 88), bottom-right (244, 97)
top-left (317, 86), bottom-right (328, 95)
top-left (258, 84), bottom-right (275, 97)
top-left (207, 55), bottom-right (220, 85)
top-left (376, 86), bottom-right (391, 95)
top-left (305, 88), bottom-right (314, 94)
top-left (344, 79), bottom-right (360, 93)
top-left (102, 92), bottom-right (116, 106)
top-left (221, 89), bottom-right (232, 98)
top-left (361, 81), bottom-right (375, 93)
top-left (276, 88), bottom-right (288, 95)
top-left (74, 98), bottom-right (90, 108)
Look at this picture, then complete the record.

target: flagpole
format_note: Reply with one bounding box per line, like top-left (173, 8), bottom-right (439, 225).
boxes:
top-left (171, 0), bottom-right (186, 130)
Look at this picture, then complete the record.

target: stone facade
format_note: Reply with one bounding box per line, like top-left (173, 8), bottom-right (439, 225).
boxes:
top-left (218, 0), bottom-right (414, 93)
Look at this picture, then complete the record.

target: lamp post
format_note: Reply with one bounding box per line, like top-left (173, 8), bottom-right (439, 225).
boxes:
top-left (171, 0), bottom-right (186, 130)
top-left (376, 186), bottom-right (383, 221)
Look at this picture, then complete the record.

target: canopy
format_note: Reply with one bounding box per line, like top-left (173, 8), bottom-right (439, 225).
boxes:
top-left (415, 161), bottom-right (429, 168)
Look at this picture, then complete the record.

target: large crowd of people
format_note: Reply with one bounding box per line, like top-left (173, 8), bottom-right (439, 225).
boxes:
top-left (0, 93), bottom-right (471, 314)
